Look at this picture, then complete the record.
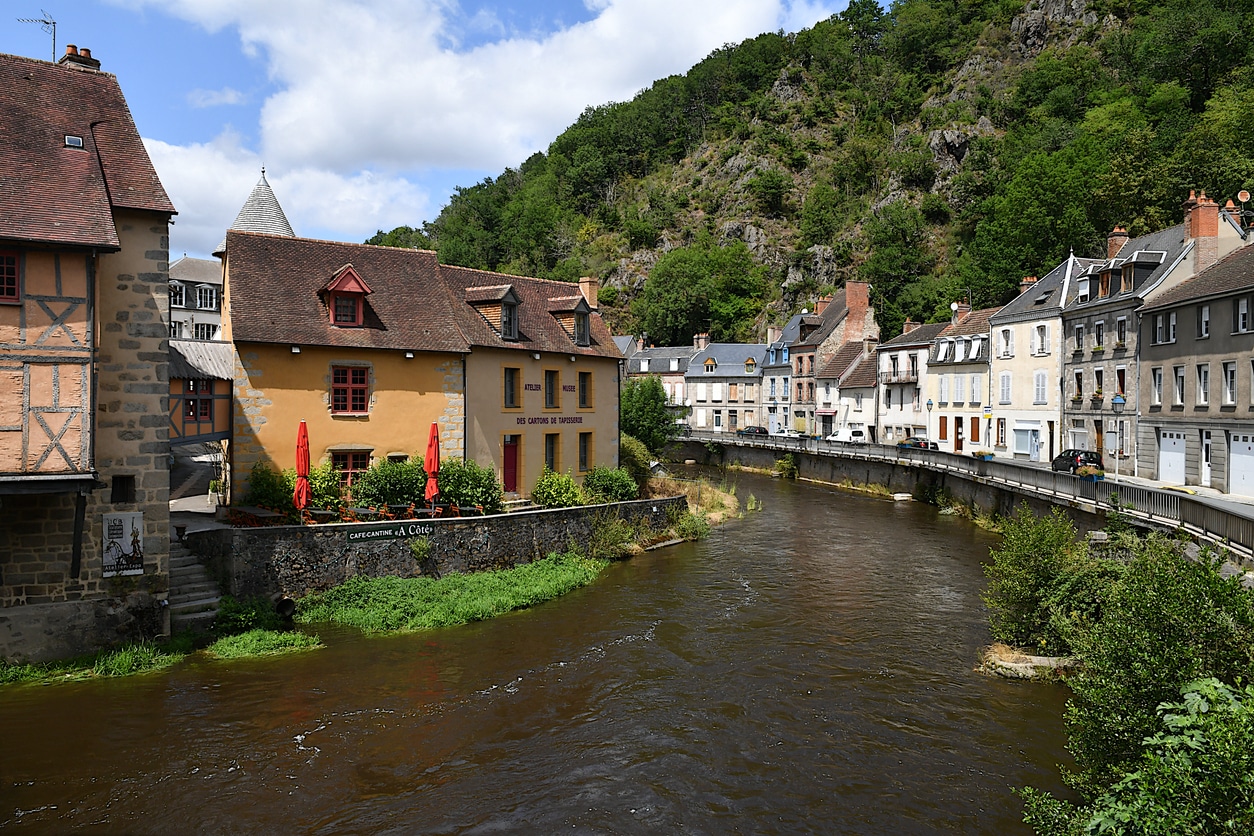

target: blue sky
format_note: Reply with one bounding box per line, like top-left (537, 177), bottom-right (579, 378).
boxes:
top-left (5, 1), bottom-right (845, 258)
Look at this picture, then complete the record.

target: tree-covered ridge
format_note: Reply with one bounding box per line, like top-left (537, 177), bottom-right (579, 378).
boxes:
top-left (372, 0), bottom-right (1254, 342)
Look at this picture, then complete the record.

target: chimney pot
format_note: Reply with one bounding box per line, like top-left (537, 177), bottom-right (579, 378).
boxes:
top-left (65, 44), bottom-right (79, 56)
top-left (80, 48), bottom-right (92, 59)
top-left (815, 294), bottom-right (833, 315)
top-left (902, 318), bottom-right (918, 334)
top-left (1019, 275), bottom-right (1038, 293)
top-left (1107, 226), bottom-right (1129, 259)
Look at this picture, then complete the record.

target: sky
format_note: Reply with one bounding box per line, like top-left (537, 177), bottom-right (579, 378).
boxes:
top-left (5, 1), bottom-right (846, 258)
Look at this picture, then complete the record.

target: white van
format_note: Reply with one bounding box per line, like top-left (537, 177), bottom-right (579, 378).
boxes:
top-left (825, 427), bottom-right (866, 445)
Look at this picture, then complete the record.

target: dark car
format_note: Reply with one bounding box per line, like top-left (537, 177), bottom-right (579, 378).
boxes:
top-left (1051, 449), bottom-right (1104, 473)
top-left (896, 436), bottom-right (938, 450)
top-left (736, 425), bottom-right (768, 436)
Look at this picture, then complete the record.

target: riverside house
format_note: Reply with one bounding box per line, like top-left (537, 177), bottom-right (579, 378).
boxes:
top-left (790, 282), bottom-right (879, 436)
top-left (686, 343), bottom-right (768, 433)
top-left (876, 321), bottom-right (947, 443)
top-left (1, 47), bottom-right (177, 661)
top-left (926, 305), bottom-right (1002, 455)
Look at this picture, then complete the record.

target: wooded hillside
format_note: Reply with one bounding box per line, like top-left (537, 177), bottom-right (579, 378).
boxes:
top-left (369, 0), bottom-right (1254, 342)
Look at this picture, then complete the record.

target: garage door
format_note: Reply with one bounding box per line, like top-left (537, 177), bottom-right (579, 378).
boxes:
top-left (1231, 433), bottom-right (1254, 498)
top-left (1159, 430), bottom-right (1186, 484)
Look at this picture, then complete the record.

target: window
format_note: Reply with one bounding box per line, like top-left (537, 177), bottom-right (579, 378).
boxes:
top-left (1198, 305), bottom-right (1210, 338)
top-left (332, 294), bottom-right (361, 326)
top-left (769, 348), bottom-right (776, 365)
top-left (1154, 314), bottom-right (1164, 344)
top-left (999, 328), bottom-right (1013, 358)
top-left (183, 379), bottom-right (213, 422)
top-left (1074, 371), bottom-right (1084, 400)
top-left (578, 432), bottom-right (592, 471)
top-left (891, 355), bottom-right (899, 377)
top-left (768, 378), bottom-right (776, 399)
top-left (193, 322), bottom-right (215, 340)
top-left (196, 285), bottom-right (217, 310)
top-left (1151, 367), bottom-right (1163, 405)
top-left (170, 321), bottom-right (184, 338)
top-left (1, 252), bottom-right (20, 303)
top-left (639, 358), bottom-right (649, 373)
top-left (855, 393), bottom-right (863, 411)
top-left (169, 282), bottom-right (186, 308)
top-left (1099, 272), bottom-right (1111, 298)
top-left (1197, 364), bottom-right (1209, 405)
top-left (937, 341), bottom-right (950, 362)
top-left (544, 433), bottom-right (559, 471)
top-left (744, 383), bottom-right (755, 402)
top-left (1173, 366), bottom-right (1185, 405)
top-left (1169, 311), bottom-right (1177, 342)
top-left (574, 311), bottom-right (590, 346)
top-left (1033, 371), bottom-right (1047, 405)
top-left (1094, 368), bottom-right (1104, 395)
top-left (999, 372), bottom-right (1011, 404)
top-left (997, 418), bottom-right (1006, 446)
top-left (1073, 324), bottom-right (1085, 352)
top-left (909, 354), bottom-right (919, 377)
top-left (970, 374), bottom-right (981, 403)
top-left (1034, 324), bottom-right (1049, 355)
top-left (796, 382), bottom-right (803, 401)
top-left (744, 360), bottom-right (756, 374)
top-left (1121, 266), bottom-right (1134, 292)
top-left (504, 367), bottom-right (520, 408)
top-left (704, 359), bottom-right (716, 373)
top-left (713, 410), bottom-right (723, 429)
top-left (939, 375), bottom-right (949, 404)
top-left (1116, 366), bottom-right (1126, 395)
top-left (1094, 321), bottom-right (1104, 348)
top-left (670, 358), bottom-right (679, 372)
top-left (1077, 278), bottom-right (1090, 303)
top-left (332, 367), bottom-right (369, 413)
top-left (781, 377), bottom-right (790, 400)
top-left (712, 382), bottom-right (724, 402)
top-left (782, 346), bottom-right (789, 362)
top-left (1116, 317), bottom-right (1127, 346)
top-left (970, 416), bottom-right (979, 443)
top-left (1236, 298), bottom-right (1251, 333)
top-left (578, 371), bottom-right (592, 408)
top-left (885, 387), bottom-right (892, 409)
top-left (954, 374), bottom-right (965, 404)
top-left (544, 369), bottom-right (559, 408)
top-left (332, 451), bottom-right (371, 490)
top-left (1223, 362), bottom-right (1236, 404)
top-left (110, 475), bottom-right (136, 504)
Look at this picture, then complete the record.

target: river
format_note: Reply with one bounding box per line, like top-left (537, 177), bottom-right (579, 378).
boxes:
top-left (0, 470), bottom-right (1071, 834)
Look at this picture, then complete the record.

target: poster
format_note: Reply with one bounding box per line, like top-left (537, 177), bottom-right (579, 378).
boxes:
top-left (102, 512), bottom-right (144, 577)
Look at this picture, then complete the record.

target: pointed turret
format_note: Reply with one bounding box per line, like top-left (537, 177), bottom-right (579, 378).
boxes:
top-left (214, 168), bottom-right (294, 255)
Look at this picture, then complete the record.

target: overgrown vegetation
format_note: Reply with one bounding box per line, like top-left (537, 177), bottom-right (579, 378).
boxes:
top-left (620, 376), bottom-right (681, 453)
top-left (774, 453), bottom-right (798, 479)
top-left (531, 467), bottom-right (584, 507)
top-left (295, 550), bottom-right (609, 632)
top-left (204, 629), bottom-right (321, 659)
top-left (437, 458), bottom-right (505, 514)
top-left (0, 634), bottom-right (195, 686)
top-left (581, 465), bottom-right (639, 503)
top-left (618, 433), bottom-right (653, 492)
top-left (982, 505), bottom-right (1254, 831)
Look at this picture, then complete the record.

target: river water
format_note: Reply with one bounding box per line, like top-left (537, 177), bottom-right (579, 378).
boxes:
top-left (1, 471), bottom-right (1071, 834)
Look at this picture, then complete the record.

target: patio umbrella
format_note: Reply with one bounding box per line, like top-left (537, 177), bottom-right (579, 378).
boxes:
top-left (293, 420), bottom-right (311, 511)
top-left (424, 422), bottom-right (441, 503)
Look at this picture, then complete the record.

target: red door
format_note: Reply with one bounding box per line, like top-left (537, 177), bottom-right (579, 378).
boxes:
top-left (503, 436), bottom-right (518, 492)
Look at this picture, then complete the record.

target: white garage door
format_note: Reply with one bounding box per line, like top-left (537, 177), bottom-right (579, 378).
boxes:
top-left (1159, 431), bottom-right (1186, 484)
top-left (1231, 433), bottom-right (1254, 498)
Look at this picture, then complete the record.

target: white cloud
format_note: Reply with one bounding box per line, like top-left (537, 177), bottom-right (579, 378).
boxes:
top-left (187, 86), bottom-right (244, 108)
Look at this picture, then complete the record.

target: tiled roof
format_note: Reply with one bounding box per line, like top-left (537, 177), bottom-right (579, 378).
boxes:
top-left (0, 52), bottom-right (174, 249)
top-left (793, 289), bottom-right (849, 348)
top-left (1142, 243), bottom-right (1254, 311)
top-left (939, 306), bottom-right (1002, 337)
top-left (169, 338), bottom-right (234, 379)
top-left (816, 341), bottom-right (865, 380)
top-left (439, 265), bottom-right (621, 358)
top-left (214, 170), bottom-right (294, 254)
top-left (841, 354), bottom-right (879, 388)
top-left (170, 256), bottom-right (221, 285)
top-left (879, 322), bottom-right (946, 348)
top-left (226, 231), bottom-right (470, 353)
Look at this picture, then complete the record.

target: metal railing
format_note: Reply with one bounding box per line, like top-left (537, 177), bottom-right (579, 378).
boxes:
top-left (683, 431), bottom-right (1252, 559)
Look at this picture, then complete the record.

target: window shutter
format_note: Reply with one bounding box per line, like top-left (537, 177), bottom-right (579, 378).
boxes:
top-left (696, 382), bottom-right (706, 401)
top-left (712, 382), bottom-right (723, 401)
top-left (970, 417), bottom-right (979, 443)
top-left (939, 416), bottom-right (948, 440)
top-left (1000, 373), bottom-right (1011, 404)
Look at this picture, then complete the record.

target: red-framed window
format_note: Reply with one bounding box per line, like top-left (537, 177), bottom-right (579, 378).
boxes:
top-left (0, 252), bottom-right (18, 303)
top-left (331, 293), bottom-right (363, 326)
top-left (332, 451), bottom-right (371, 490)
top-left (332, 366), bottom-right (369, 413)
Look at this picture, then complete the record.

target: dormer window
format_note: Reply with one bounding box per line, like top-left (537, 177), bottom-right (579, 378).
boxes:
top-left (782, 346), bottom-right (789, 362)
top-left (169, 281), bottom-right (186, 308)
top-left (574, 310), bottom-right (590, 346)
top-left (1077, 278), bottom-right (1090, 303)
top-left (704, 359), bottom-right (717, 373)
top-left (546, 294), bottom-right (591, 345)
top-left (1099, 271), bottom-right (1111, 298)
top-left (322, 264), bottom-right (372, 328)
top-left (745, 359), bottom-right (757, 374)
top-left (502, 300), bottom-right (518, 340)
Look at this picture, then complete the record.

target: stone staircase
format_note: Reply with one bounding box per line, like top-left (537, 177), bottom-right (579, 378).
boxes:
top-left (168, 541), bottom-right (222, 633)
top-left (503, 497), bottom-right (537, 513)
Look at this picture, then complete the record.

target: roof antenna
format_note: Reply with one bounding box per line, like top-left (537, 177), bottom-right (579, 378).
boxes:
top-left (17, 11), bottom-right (56, 61)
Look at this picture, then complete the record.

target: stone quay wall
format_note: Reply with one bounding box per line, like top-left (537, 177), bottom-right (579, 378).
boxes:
top-left (185, 497), bottom-right (688, 600)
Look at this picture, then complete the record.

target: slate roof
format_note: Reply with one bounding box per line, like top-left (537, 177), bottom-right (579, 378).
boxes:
top-left (439, 265), bottom-right (620, 358)
top-left (627, 345), bottom-right (698, 375)
top-left (0, 51), bottom-right (175, 249)
top-left (170, 256), bottom-right (221, 286)
top-left (764, 313), bottom-right (806, 369)
top-left (841, 354), bottom-right (879, 388)
top-left (684, 344), bottom-right (767, 378)
top-left (815, 341), bottom-right (865, 381)
top-left (879, 322), bottom-right (946, 348)
top-left (214, 170), bottom-right (294, 255)
top-left (168, 339), bottom-right (234, 379)
top-left (226, 231), bottom-right (470, 353)
top-left (992, 255), bottom-right (1103, 324)
top-left (1141, 243), bottom-right (1254, 312)
top-left (613, 335), bottom-right (637, 357)
top-left (1064, 224), bottom-right (1189, 312)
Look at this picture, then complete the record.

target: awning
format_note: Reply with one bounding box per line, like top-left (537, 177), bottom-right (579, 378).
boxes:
top-left (816, 409), bottom-right (837, 416)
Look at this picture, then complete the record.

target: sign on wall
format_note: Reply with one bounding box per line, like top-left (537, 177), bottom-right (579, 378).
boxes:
top-left (345, 521), bottom-right (436, 543)
top-left (102, 512), bottom-right (144, 577)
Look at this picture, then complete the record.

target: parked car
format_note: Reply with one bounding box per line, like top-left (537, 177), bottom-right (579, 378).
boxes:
top-left (736, 425), bottom-right (768, 436)
top-left (896, 436), bottom-right (938, 450)
top-left (825, 427), bottom-right (867, 445)
top-left (1051, 449), bottom-right (1104, 473)
top-left (773, 428), bottom-right (804, 438)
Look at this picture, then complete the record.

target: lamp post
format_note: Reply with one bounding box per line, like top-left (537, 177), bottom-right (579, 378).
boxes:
top-left (1111, 393), bottom-right (1126, 482)
top-left (926, 398), bottom-right (934, 443)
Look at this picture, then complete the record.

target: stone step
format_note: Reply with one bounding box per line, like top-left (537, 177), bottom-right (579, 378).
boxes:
top-left (503, 499), bottom-right (537, 513)
top-left (168, 594), bottom-right (221, 616)
top-left (170, 580), bottom-right (220, 598)
top-left (170, 609), bottom-right (217, 633)
top-left (169, 555), bottom-right (203, 570)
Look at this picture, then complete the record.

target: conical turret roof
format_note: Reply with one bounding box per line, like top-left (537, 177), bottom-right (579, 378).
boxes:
top-left (214, 168), bottom-right (294, 255)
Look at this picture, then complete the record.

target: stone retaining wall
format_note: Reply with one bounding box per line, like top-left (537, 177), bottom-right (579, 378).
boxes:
top-left (185, 497), bottom-right (688, 600)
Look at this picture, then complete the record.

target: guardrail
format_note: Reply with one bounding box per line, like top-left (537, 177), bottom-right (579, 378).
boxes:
top-left (682, 431), bottom-right (1252, 560)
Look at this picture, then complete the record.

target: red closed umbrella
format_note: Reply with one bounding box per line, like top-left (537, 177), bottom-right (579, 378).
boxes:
top-left (424, 422), bottom-right (441, 503)
top-left (293, 420), bottom-right (311, 511)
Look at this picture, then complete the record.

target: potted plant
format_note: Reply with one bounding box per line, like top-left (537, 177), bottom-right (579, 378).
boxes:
top-left (971, 449), bottom-right (994, 460)
top-left (1076, 465), bottom-right (1105, 481)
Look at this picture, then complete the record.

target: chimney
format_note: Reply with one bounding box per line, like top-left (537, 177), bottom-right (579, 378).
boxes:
top-left (952, 301), bottom-right (971, 324)
top-left (845, 281), bottom-right (869, 336)
top-left (58, 44), bottom-right (102, 71)
top-left (1107, 226), bottom-right (1129, 259)
top-left (1184, 189), bottom-right (1220, 273)
top-left (863, 336), bottom-right (878, 356)
top-left (693, 332), bottom-right (710, 351)
top-left (578, 276), bottom-right (598, 309)
top-left (1019, 276), bottom-right (1038, 294)
top-left (767, 325), bottom-right (782, 344)
top-left (1225, 199), bottom-right (1241, 229)
top-left (814, 294), bottom-right (833, 315)
top-left (902, 318), bottom-right (919, 334)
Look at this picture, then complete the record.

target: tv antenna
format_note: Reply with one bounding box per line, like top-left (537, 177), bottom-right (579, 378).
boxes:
top-left (17, 11), bottom-right (56, 61)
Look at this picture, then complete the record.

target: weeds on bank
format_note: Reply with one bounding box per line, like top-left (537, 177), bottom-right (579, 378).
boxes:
top-left (649, 475), bottom-right (740, 525)
top-left (0, 632), bottom-right (196, 686)
top-left (204, 629), bottom-right (321, 659)
top-left (295, 550), bottom-right (609, 633)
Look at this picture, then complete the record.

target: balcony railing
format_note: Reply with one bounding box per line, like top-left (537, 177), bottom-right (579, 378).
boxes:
top-left (879, 371), bottom-right (919, 384)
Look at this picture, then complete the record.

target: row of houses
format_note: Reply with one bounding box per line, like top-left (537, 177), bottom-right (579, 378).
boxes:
top-left (624, 191), bottom-right (1254, 499)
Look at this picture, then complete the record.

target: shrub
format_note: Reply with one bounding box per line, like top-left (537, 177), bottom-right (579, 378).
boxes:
top-left (438, 458), bottom-right (504, 514)
top-left (581, 465), bottom-right (638, 503)
top-left (775, 453), bottom-right (798, 479)
top-left (618, 433), bottom-right (652, 492)
top-left (244, 461), bottom-right (292, 511)
top-left (532, 467), bottom-right (583, 508)
top-left (350, 457), bottom-right (426, 507)
top-left (214, 595), bottom-right (285, 636)
top-left (587, 511), bottom-right (637, 559)
top-left (676, 511), bottom-right (711, 540)
top-left (306, 461), bottom-right (343, 509)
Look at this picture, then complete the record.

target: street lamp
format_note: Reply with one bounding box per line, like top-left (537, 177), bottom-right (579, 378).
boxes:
top-left (926, 398), bottom-right (934, 443)
top-left (1110, 393), bottom-right (1126, 482)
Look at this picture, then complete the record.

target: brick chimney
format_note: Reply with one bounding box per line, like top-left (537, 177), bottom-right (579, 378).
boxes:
top-left (58, 44), bottom-right (101, 71)
top-left (902, 318), bottom-right (919, 334)
top-left (1184, 189), bottom-right (1220, 273)
top-left (578, 276), bottom-right (598, 309)
top-left (845, 281), bottom-right (870, 337)
top-left (814, 294), bottom-right (833, 315)
top-left (1019, 275), bottom-right (1038, 294)
top-left (693, 332), bottom-right (710, 351)
top-left (1107, 226), bottom-right (1129, 259)
top-left (952, 301), bottom-right (971, 324)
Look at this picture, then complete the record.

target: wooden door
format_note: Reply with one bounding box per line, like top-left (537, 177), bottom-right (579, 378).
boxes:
top-left (503, 436), bottom-right (518, 492)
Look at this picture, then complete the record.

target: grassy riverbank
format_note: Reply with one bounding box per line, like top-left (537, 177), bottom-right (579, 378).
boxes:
top-left (0, 634), bottom-right (196, 686)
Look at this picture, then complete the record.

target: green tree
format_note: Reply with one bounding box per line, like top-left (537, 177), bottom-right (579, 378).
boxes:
top-left (620, 376), bottom-right (675, 453)
top-left (366, 226), bottom-right (432, 250)
top-left (636, 235), bottom-right (767, 345)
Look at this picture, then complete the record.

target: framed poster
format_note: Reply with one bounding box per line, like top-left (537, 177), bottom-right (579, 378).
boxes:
top-left (102, 512), bottom-right (144, 577)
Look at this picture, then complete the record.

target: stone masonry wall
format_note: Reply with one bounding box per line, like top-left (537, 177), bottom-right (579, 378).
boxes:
top-left (185, 497), bottom-right (688, 600)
